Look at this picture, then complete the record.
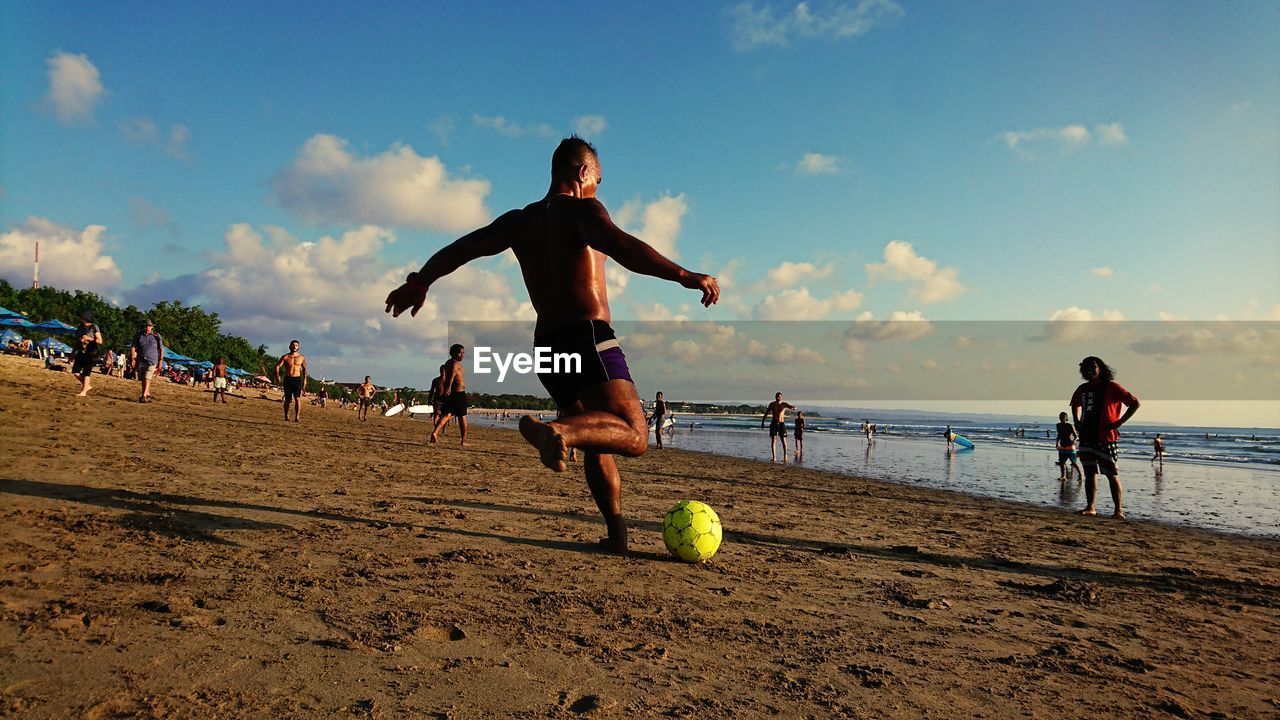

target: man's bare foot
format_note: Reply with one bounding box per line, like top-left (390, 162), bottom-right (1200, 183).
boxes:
top-left (76, 391), bottom-right (88, 397)
top-left (1112, 511), bottom-right (1126, 520)
top-left (429, 435), bottom-right (438, 444)
top-left (519, 415), bottom-right (567, 472)
top-left (460, 442), bottom-right (471, 447)
top-left (596, 537), bottom-right (627, 555)
top-left (1078, 508), bottom-right (1098, 516)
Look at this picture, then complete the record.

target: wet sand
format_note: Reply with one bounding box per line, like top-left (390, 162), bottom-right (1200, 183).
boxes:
top-left (1, 355), bottom-right (1278, 718)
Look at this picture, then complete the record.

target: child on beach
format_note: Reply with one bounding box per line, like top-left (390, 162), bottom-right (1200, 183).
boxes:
top-left (1055, 412), bottom-right (1083, 481)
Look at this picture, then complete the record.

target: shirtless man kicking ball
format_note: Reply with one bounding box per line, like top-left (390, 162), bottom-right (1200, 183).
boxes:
top-left (385, 136), bottom-right (719, 553)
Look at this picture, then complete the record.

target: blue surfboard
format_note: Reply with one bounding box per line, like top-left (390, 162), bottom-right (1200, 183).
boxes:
top-left (951, 433), bottom-right (975, 449)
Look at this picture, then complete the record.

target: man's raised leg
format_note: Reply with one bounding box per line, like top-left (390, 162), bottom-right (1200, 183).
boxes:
top-left (519, 380), bottom-right (646, 472)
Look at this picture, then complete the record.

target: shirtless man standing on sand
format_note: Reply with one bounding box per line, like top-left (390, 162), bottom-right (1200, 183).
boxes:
top-left (357, 375), bottom-right (376, 422)
top-left (275, 340), bottom-right (307, 422)
top-left (212, 357), bottom-right (229, 404)
top-left (430, 345), bottom-right (469, 446)
top-left (385, 136), bottom-right (719, 553)
top-left (760, 392), bottom-right (797, 462)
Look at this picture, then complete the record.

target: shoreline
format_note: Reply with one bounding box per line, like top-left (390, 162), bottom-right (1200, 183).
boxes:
top-left (2, 355), bottom-right (1278, 718)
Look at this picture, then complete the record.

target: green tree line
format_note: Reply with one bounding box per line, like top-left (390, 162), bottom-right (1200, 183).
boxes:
top-left (0, 280), bottom-right (277, 374)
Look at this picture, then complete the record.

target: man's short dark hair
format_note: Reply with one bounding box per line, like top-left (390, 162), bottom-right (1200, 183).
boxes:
top-left (450, 343), bottom-right (465, 357)
top-left (551, 136), bottom-right (598, 181)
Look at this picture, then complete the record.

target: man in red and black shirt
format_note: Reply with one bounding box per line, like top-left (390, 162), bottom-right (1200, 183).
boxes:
top-left (1070, 356), bottom-right (1140, 519)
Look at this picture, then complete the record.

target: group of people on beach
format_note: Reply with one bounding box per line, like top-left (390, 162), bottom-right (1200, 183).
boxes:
top-left (56, 136), bottom-right (1149, 560)
top-left (70, 311), bottom-right (167, 404)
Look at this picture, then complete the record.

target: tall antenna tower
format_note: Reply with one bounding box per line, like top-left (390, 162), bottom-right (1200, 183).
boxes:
top-left (32, 240), bottom-right (40, 289)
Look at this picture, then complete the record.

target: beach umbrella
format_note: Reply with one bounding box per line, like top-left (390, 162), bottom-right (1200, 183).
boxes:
top-left (164, 350), bottom-right (195, 364)
top-left (0, 305), bottom-right (23, 319)
top-left (31, 319), bottom-right (77, 334)
top-left (254, 375), bottom-right (274, 384)
top-left (0, 317), bottom-right (34, 329)
top-left (35, 337), bottom-right (73, 353)
top-left (1, 329), bottom-right (22, 345)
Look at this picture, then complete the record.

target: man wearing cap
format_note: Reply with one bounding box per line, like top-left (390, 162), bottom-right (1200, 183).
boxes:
top-left (129, 319), bottom-right (165, 403)
top-left (73, 310), bottom-right (103, 397)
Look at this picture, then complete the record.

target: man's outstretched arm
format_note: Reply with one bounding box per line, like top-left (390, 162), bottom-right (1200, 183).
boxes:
top-left (385, 213), bottom-right (516, 317)
top-left (581, 200), bottom-right (720, 307)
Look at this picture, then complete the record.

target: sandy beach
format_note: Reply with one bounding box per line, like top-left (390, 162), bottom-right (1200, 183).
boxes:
top-left (1, 355), bottom-right (1277, 719)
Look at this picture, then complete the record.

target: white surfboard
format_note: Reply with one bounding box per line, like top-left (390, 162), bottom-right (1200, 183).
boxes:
top-left (649, 416), bottom-right (675, 433)
top-left (406, 404), bottom-right (433, 415)
top-left (383, 403), bottom-right (406, 417)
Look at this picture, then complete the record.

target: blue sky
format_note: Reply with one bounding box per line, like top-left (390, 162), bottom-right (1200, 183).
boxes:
top-left (2, 1), bottom-right (1277, 423)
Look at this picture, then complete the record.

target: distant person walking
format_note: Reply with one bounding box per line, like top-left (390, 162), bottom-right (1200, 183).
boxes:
top-left (1151, 433), bottom-right (1165, 466)
top-left (72, 310), bottom-right (103, 397)
top-left (1071, 356), bottom-right (1140, 519)
top-left (275, 340), bottom-right (307, 422)
top-left (1055, 411), bottom-right (1083, 481)
top-left (212, 357), bottom-right (230, 403)
top-left (794, 411), bottom-right (807, 457)
top-left (430, 344), bottom-right (469, 446)
top-left (650, 391), bottom-right (667, 449)
top-left (943, 424), bottom-right (954, 450)
top-left (128, 318), bottom-right (164, 403)
top-left (760, 392), bottom-right (796, 462)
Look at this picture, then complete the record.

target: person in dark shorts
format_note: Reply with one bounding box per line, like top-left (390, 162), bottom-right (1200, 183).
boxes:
top-left (73, 310), bottom-right (103, 397)
top-left (1071, 356), bottom-right (1140, 519)
top-left (385, 136), bottom-right (719, 554)
top-left (794, 410), bottom-right (806, 457)
top-left (1055, 411), bottom-right (1083, 481)
top-left (760, 392), bottom-right (796, 462)
top-left (357, 376), bottom-right (376, 422)
top-left (1151, 433), bottom-right (1165, 466)
top-left (647, 390), bottom-right (667, 449)
top-left (430, 344), bottom-right (469, 446)
top-left (275, 339), bottom-right (307, 422)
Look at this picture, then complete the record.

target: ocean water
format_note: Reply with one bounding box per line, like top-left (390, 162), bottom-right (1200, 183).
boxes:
top-left (475, 414), bottom-right (1280, 539)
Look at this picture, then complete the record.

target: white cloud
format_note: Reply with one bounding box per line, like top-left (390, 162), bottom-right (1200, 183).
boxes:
top-left (614, 193), bottom-right (688, 259)
top-left (1090, 266), bottom-right (1114, 278)
top-left (0, 217), bottom-right (122, 293)
top-left (765, 260), bottom-right (835, 289)
top-left (729, 0), bottom-right (904, 51)
top-left (606, 194), bottom-right (691, 299)
top-left (1001, 122), bottom-right (1128, 158)
top-left (953, 336), bottom-right (972, 349)
top-left (473, 114), bottom-right (556, 139)
top-left (1037, 306), bottom-right (1126, 343)
top-left (845, 310), bottom-right (933, 341)
top-left (272, 134), bottom-right (491, 232)
top-left (127, 223), bottom-right (533, 356)
top-left (632, 303), bottom-right (689, 322)
top-left (753, 287), bottom-right (863, 320)
top-left (120, 117), bottom-right (190, 160)
top-left (746, 339), bottom-right (826, 364)
top-left (44, 51), bottom-right (104, 125)
top-left (921, 358), bottom-right (940, 371)
top-left (865, 240), bottom-right (965, 304)
top-left (573, 115), bottom-right (608, 137)
top-left (1094, 122), bottom-right (1127, 146)
top-left (796, 152), bottom-right (840, 175)
top-left (130, 197), bottom-right (179, 235)
top-left (429, 115), bottom-right (456, 146)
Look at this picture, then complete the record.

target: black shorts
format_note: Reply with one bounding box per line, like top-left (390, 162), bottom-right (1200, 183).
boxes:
top-left (443, 391), bottom-right (468, 417)
top-left (533, 320), bottom-right (634, 409)
top-left (72, 352), bottom-right (96, 377)
top-left (770, 419), bottom-right (787, 438)
top-left (283, 376), bottom-right (303, 401)
top-left (1079, 441), bottom-right (1119, 476)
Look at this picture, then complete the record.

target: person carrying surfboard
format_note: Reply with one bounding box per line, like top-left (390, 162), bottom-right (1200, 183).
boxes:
top-left (385, 136), bottom-right (719, 554)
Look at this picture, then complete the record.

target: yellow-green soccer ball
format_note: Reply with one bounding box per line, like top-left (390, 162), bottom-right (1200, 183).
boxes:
top-left (662, 500), bottom-right (723, 563)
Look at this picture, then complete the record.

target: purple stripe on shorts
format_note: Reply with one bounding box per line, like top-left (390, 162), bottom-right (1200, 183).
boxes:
top-left (598, 346), bottom-right (632, 384)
